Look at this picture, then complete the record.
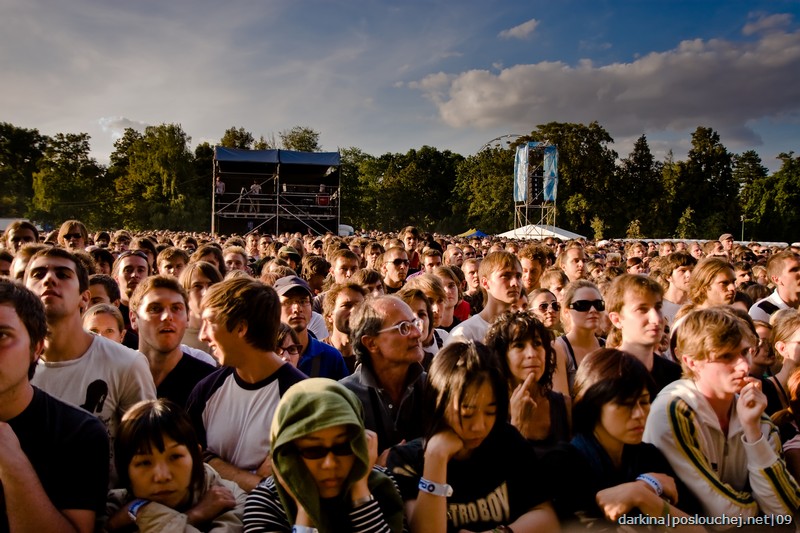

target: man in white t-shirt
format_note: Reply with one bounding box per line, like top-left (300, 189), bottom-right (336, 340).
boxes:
top-left (24, 247), bottom-right (156, 483)
top-left (749, 251), bottom-right (800, 322)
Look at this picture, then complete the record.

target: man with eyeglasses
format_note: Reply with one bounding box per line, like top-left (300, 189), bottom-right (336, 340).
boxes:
top-left (341, 295), bottom-right (426, 456)
top-left (381, 246), bottom-right (410, 294)
top-left (275, 276), bottom-right (348, 380)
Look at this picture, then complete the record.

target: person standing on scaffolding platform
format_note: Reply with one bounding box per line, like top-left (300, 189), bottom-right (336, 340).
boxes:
top-left (250, 180), bottom-right (262, 213)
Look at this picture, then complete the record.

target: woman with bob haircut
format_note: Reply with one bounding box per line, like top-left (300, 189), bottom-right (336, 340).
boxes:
top-left (387, 340), bottom-right (558, 533)
top-left (243, 379), bottom-right (405, 533)
top-left (545, 349), bottom-right (703, 529)
top-left (484, 311), bottom-right (570, 455)
top-left (105, 399), bottom-right (246, 532)
top-left (180, 261), bottom-right (223, 354)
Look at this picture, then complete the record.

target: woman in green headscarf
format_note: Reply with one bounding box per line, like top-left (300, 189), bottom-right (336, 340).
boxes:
top-left (243, 378), bottom-right (405, 533)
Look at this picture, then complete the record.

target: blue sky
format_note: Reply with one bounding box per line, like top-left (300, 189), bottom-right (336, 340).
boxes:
top-left (2, 0), bottom-right (799, 171)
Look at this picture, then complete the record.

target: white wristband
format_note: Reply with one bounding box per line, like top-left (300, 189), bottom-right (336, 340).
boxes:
top-left (419, 477), bottom-right (453, 497)
top-left (636, 474), bottom-right (663, 497)
top-left (292, 526), bottom-right (319, 533)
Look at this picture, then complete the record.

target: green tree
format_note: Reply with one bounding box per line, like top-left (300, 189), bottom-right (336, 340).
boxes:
top-left (742, 152), bottom-right (800, 241)
top-left (280, 126), bottom-right (321, 152)
top-left (220, 127), bottom-right (254, 149)
top-left (734, 150), bottom-right (768, 229)
top-left (673, 127), bottom-right (737, 237)
top-left (616, 134), bottom-right (664, 236)
top-left (675, 206), bottom-right (697, 239)
top-left (338, 147), bottom-right (374, 229)
top-left (0, 123), bottom-right (45, 217)
top-left (454, 146), bottom-right (514, 234)
top-left (30, 133), bottom-right (106, 227)
top-left (114, 124), bottom-right (203, 230)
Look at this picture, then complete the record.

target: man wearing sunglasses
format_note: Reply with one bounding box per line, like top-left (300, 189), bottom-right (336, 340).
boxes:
top-left (341, 295), bottom-right (426, 456)
top-left (56, 220), bottom-right (88, 251)
top-left (381, 246), bottom-right (410, 294)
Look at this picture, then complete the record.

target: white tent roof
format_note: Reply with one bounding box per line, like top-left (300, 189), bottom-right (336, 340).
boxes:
top-left (497, 224), bottom-right (586, 241)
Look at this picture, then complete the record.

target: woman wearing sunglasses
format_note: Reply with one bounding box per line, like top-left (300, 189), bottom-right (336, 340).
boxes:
top-left (485, 311), bottom-right (570, 456)
top-left (529, 288), bottom-right (561, 333)
top-left (554, 280), bottom-right (606, 396)
top-left (243, 379), bottom-right (405, 533)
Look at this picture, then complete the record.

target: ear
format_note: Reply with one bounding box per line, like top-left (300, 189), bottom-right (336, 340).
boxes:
top-left (361, 334), bottom-right (378, 355)
top-left (79, 289), bottom-right (91, 311)
top-left (480, 275), bottom-right (490, 290)
top-left (32, 338), bottom-right (45, 362)
top-left (129, 312), bottom-right (139, 333)
top-left (235, 320), bottom-right (248, 338)
top-left (608, 311), bottom-right (622, 329)
top-left (682, 354), bottom-right (700, 373)
top-left (775, 341), bottom-right (787, 357)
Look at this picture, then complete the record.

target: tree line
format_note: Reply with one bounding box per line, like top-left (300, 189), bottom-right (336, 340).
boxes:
top-left (1, 121), bottom-right (797, 241)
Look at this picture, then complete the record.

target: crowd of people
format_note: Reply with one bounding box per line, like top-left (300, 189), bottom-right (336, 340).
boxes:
top-left (2, 217), bottom-right (800, 532)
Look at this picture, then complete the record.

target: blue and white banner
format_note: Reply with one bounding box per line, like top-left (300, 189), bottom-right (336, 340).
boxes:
top-left (543, 145), bottom-right (558, 202)
top-left (513, 144), bottom-right (529, 202)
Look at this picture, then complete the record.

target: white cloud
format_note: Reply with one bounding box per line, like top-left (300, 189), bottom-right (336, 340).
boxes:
top-left (412, 28), bottom-right (800, 147)
top-left (98, 117), bottom-right (149, 140)
top-left (498, 18), bottom-right (539, 40)
top-left (743, 12), bottom-right (793, 35)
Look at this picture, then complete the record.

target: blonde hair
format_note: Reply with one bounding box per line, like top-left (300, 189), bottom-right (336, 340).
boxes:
top-left (676, 308), bottom-right (755, 378)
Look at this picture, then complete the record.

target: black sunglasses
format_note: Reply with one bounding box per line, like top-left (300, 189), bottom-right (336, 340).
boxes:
top-left (63, 232), bottom-right (82, 240)
top-left (295, 442), bottom-right (353, 460)
top-left (391, 258), bottom-right (410, 267)
top-left (536, 302), bottom-right (560, 312)
top-left (568, 299), bottom-right (605, 312)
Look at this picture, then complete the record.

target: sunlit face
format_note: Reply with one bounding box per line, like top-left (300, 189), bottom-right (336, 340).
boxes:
top-left (565, 287), bottom-right (603, 331)
top-left (224, 252), bottom-right (246, 272)
top-left (333, 257), bottom-right (359, 284)
top-left (0, 304), bottom-right (42, 400)
top-left (61, 226), bottom-right (85, 250)
top-left (116, 255), bottom-right (149, 301)
top-left (750, 324), bottom-right (775, 370)
top-left (531, 292), bottom-right (560, 329)
top-left (382, 250), bottom-right (409, 286)
top-left (735, 269), bottom-right (752, 288)
top-left (507, 336), bottom-right (546, 386)
top-left (669, 265), bottom-right (693, 292)
top-left (406, 297), bottom-right (432, 346)
top-left (369, 299), bottom-right (423, 365)
top-left (610, 290), bottom-right (664, 349)
top-left (446, 248), bottom-right (464, 267)
top-left (445, 381), bottom-right (497, 456)
top-left (689, 340), bottom-right (751, 398)
top-left (277, 333), bottom-right (301, 367)
top-left (331, 288), bottom-right (365, 335)
top-left (562, 249), bottom-right (586, 282)
top-left (84, 312), bottom-right (125, 343)
top-left (436, 275), bottom-right (459, 310)
top-left (295, 425), bottom-right (355, 498)
top-left (25, 256), bottom-right (89, 320)
top-left (187, 271), bottom-right (213, 320)
top-left (776, 257), bottom-right (800, 297)
top-left (280, 289), bottom-right (312, 333)
top-left (423, 255), bottom-right (442, 273)
top-left (199, 308), bottom-right (242, 366)
top-left (594, 391), bottom-right (651, 448)
top-left (463, 262), bottom-right (480, 291)
top-left (128, 436), bottom-right (193, 509)
top-left (5, 227), bottom-right (37, 254)
top-left (132, 288), bottom-right (188, 355)
top-left (159, 259), bottom-right (186, 279)
top-left (704, 269), bottom-right (736, 306)
top-left (403, 233), bottom-right (417, 252)
top-left (520, 258), bottom-right (542, 294)
top-left (482, 266), bottom-right (522, 305)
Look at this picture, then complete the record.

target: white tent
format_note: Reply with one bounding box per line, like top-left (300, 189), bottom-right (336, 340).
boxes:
top-left (497, 224), bottom-right (586, 241)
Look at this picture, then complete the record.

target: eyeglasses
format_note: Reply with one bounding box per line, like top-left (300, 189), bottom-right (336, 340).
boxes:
top-left (536, 302), bottom-right (561, 312)
top-left (390, 258), bottom-right (410, 267)
top-left (377, 318), bottom-right (424, 336)
top-left (281, 297), bottom-right (311, 307)
top-left (568, 299), bottom-right (605, 312)
top-left (278, 343), bottom-right (302, 356)
top-left (117, 250), bottom-right (149, 261)
top-left (295, 442), bottom-right (354, 460)
top-left (63, 233), bottom-right (82, 240)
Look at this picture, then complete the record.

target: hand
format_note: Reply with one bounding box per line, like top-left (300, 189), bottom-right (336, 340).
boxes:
top-left (425, 428), bottom-right (464, 462)
top-left (0, 422), bottom-right (25, 477)
top-left (509, 373), bottom-right (537, 435)
top-left (256, 453), bottom-right (273, 478)
top-left (186, 485), bottom-right (236, 525)
top-left (737, 378), bottom-right (767, 440)
top-left (364, 430), bottom-right (379, 469)
top-left (642, 472), bottom-right (678, 504)
top-left (596, 482), bottom-right (648, 521)
top-left (352, 430), bottom-right (380, 499)
top-left (377, 439), bottom-right (405, 468)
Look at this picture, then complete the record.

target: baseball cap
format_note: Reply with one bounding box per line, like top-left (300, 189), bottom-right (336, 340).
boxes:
top-left (273, 275), bottom-right (313, 298)
top-left (719, 233), bottom-right (734, 242)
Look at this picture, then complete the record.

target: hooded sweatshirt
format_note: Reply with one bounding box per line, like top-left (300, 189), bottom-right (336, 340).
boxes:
top-left (245, 378), bottom-right (404, 533)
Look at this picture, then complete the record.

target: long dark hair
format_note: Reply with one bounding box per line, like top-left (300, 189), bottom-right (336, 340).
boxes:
top-left (424, 340), bottom-right (509, 442)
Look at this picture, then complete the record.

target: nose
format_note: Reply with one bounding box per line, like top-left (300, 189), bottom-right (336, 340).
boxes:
top-left (320, 451), bottom-right (338, 469)
top-left (648, 308), bottom-right (663, 324)
top-left (199, 323), bottom-right (210, 343)
top-left (153, 460), bottom-right (172, 482)
top-left (468, 413), bottom-right (488, 434)
top-left (631, 401), bottom-right (648, 420)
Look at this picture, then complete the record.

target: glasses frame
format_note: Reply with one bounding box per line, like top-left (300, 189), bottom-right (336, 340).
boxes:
top-left (377, 318), bottom-right (424, 336)
top-left (536, 302), bottom-right (561, 312)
